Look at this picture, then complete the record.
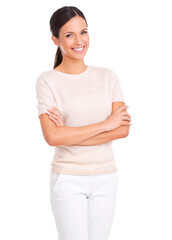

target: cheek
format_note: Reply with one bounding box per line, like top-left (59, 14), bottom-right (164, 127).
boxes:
top-left (64, 40), bottom-right (71, 48)
top-left (83, 35), bottom-right (90, 45)
top-left (62, 38), bottom-right (74, 49)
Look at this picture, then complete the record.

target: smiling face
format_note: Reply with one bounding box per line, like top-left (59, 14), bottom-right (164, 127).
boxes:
top-left (52, 15), bottom-right (89, 61)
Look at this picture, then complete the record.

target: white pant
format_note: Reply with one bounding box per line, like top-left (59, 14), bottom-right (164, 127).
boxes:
top-left (49, 171), bottom-right (119, 240)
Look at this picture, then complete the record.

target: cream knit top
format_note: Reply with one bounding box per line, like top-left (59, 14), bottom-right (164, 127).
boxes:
top-left (36, 65), bottom-right (125, 175)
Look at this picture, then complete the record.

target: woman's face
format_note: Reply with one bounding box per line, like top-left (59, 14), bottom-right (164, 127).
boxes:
top-left (52, 15), bottom-right (89, 61)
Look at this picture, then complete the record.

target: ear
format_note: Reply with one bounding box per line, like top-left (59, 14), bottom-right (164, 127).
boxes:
top-left (51, 35), bottom-right (60, 47)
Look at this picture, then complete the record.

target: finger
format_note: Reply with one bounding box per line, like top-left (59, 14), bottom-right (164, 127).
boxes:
top-left (47, 113), bottom-right (58, 123)
top-left (53, 109), bottom-right (62, 117)
top-left (48, 112), bottom-right (64, 125)
top-left (121, 111), bottom-right (130, 117)
top-left (47, 107), bottom-right (61, 117)
top-left (50, 111), bottom-right (64, 124)
top-left (121, 120), bottom-right (131, 126)
top-left (47, 111), bottom-right (59, 122)
top-left (48, 115), bottom-right (58, 123)
top-left (47, 109), bottom-right (61, 118)
top-left (116, 105), bottom-right (128, 113)
top-left (47, 110), bottom-right (60, 120)
top-left (50, 112), bottom-right (64, 126)
top-left (50, 106), bottom-right (62, 117)
top-left (48, 115), bottom-right (61, 126)
top-left (48, 110), bottom-right (64, 125)
top-left (56, 115), bottom-right (64, 125)
top-left (122, 116), bottom-right (131, 121)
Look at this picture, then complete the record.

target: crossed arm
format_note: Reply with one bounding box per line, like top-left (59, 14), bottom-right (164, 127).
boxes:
top-left (73, 102), bottom-right (129, 146)
top-left (44, 101), bottom-right (130, 146)
top-left (73, 125), bottom-right (129, 146)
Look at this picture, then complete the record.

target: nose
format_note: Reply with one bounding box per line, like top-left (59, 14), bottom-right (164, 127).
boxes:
top-left (75, 35), bottom-right (82, 45)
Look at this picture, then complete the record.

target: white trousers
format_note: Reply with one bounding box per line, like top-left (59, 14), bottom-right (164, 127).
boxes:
top-left (49, 171), bottom-right (119, 240)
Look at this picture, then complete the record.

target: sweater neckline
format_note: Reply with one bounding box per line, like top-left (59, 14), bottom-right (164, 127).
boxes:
top-left (51, 65), bottom-right (91, 79)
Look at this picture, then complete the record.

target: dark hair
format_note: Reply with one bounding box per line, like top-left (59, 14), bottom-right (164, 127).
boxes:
top-left (49, 6), bottom-right (88, 69)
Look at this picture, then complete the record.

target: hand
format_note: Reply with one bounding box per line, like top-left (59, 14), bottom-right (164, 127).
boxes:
top-left (46, 106), bottom-right (65, 127)
top-left (104, 105), bottom-right (131, 131)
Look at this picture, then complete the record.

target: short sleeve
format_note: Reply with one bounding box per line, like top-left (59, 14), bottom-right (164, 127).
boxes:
top-left (111, 71), bottom-right (125, 103)
top-left (35, 76), bottom-right (57, 117)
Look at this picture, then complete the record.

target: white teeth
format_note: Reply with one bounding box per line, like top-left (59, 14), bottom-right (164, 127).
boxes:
top-left (73, 47), bottom-right (84, 51)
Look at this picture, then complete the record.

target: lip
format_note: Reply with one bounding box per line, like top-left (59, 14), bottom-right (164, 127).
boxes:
top-left (71, 46), bottom-right (86, 53)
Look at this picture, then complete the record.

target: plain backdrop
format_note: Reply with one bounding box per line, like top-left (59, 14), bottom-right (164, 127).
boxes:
top-left (0, 0), bottom-right (172, 239)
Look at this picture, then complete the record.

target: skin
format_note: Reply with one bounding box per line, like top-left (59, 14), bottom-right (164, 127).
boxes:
top-left (51, 15), bottom-right (89, 74)
top-left (47, 103), bottom-right (131, 146)
top-left (43, 15), bottom-right (132, 146)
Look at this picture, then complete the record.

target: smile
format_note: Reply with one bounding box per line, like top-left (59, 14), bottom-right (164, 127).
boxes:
top-left (72, 46), bottom-right (85, 53)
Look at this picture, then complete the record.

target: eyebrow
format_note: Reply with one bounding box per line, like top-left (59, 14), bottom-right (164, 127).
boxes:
top-left (64, 28), bottom-right (88, 34)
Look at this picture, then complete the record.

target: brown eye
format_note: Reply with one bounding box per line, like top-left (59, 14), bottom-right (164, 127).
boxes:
top-left (81, 31), bottom-right (87, 34)
top-left (66, 34), bottom-right (72, 38)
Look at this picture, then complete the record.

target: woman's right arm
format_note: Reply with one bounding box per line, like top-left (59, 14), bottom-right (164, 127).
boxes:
top-left (39, 113), bottom-right (107, 146)
top-left (39, 105), bottom-right (129, 146)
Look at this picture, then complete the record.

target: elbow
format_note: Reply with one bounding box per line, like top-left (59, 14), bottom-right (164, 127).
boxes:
top-left (122, 126), bottom-right (130, 138)
top-left (44, 134), bottom-right (59, 147)
top-left (47, 138), bottom-right (55, 147)
top-left (44, 136), bottom-right (54, 146)
top-left (46, 128), bottom-right (68, 146)
top-left (39, 114), bottom-right (62, 146)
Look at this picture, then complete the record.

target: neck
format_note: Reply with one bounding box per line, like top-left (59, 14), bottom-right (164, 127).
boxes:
top-left (55, 58), bottom-right (87, 74)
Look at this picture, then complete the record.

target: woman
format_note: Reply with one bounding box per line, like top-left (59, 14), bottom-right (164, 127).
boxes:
top-left (36, 6), bottom-right (131, 240)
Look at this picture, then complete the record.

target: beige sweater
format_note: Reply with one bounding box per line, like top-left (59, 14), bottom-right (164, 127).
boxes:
top-left (36, 65), bottom-right (125, 175)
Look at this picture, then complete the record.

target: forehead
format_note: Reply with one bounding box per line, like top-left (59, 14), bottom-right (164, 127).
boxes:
top-left (60, 16), bottom-right (87, 33)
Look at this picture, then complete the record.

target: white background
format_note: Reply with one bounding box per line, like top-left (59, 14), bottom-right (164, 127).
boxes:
top-left (0, 0), bottom-right (172, 239)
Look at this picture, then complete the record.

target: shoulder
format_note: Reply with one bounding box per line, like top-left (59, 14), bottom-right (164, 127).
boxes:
top-left (36, 69), bottom-right (54, 80)
top-left (36, 69), bottom-right (56, 85)
top-left (89, 65), bottom-right (119, 84)
top-left (89, 65), bottom-right (117, 77)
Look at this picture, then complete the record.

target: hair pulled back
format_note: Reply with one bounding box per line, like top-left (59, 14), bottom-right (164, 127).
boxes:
top-left (49, 6), bottom-right (88, 69)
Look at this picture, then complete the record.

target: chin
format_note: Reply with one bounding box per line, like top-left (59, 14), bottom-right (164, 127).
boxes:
top-left (68, 53), bottom-right (87, 61)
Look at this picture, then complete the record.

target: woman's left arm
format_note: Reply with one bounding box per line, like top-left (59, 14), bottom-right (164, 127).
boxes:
top-left (73, 125), bottom-right (129, 146)
top-left (46, 102), bottom-right (131, 146)
top-left (74, 102), bottom-right (131, 145)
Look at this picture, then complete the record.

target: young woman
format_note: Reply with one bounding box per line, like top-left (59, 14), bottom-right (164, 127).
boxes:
top-left (36, 6), bottom-right (131, 240)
